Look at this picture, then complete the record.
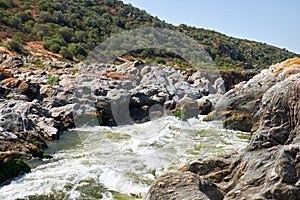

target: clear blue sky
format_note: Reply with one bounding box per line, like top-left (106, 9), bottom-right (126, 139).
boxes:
top-left (122, 0), bottom-right (300, 54)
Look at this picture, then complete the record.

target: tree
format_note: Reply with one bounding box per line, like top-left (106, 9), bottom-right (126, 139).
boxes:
top-left (53, 11), bottom-right (65, 25)
top-left (7, 38), bottom-right (23, 52)
top-left (68, 43), bottom-right (88, 59)
top-left (39, 11), bottom-right (53, 23)
top-left (59, 27), bottom-right (74, 42)
top-left (8, 16), bottom-right (22, 28)
top-left (59, 47), bottom-right (73, 60)
top-left (49, 43), bottom-right (61, 53)
top-left (16, 12), bottom-right (32, 22)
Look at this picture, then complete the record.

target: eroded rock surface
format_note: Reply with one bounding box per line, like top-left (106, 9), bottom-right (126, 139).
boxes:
top-left (213, 58), bottom-right (300, 132)
top-left (147, 58), bottom-right (300, 200)
top-left (0, 56), bottom-right (224, 184)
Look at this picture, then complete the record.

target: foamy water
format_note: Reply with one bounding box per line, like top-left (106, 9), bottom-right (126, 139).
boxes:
top-left (0, 116), bottom-right (250, 200)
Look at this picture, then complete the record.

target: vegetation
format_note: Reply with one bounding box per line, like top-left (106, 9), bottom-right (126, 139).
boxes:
top-left (47, 74), bottom-right (60, 86)
top-left (0, 158), bottom-right (31, 184)
top-left (0, 0), bottom-right (298, 69)
top-left (31, 59), bottom-right (45, 68)
top-left (6, 37), bottom-right (24, 52)
top-left (172, 110), bottom-right (185, 119)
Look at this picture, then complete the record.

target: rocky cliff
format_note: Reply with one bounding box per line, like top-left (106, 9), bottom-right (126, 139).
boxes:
top-left (147, 58), bottom-right (300, 200)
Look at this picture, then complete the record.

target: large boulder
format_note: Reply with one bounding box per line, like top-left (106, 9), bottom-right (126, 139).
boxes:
top-left (147, 61), bottom-right (300, 200)
top-left (0, 152), bottom-right (31, 185)
top-left (212, 58), bottom-right (300, 132)
top-left (219, 70), bottom-right (258, 92)
top-left (73, 62), bottom-right (221, 125)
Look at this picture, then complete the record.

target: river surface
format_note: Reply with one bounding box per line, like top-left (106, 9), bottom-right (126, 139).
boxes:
top-left (0, 116), bottom-right (250, 200)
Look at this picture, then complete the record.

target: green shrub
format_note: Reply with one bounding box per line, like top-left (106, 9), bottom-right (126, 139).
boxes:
top-left (7, 38), bottom-right (23, 52)
top-left (154, 57), bottom-right (166, 65)
top-left (59, 47), bottom-right (73, 60)
top-left (31, 60), bottom-right (44, 68)
top-left (49, 43), bottom-right (61, 53)
top-left (172, 111), bottom-right (185, 119)
top-left (47, 75), bottom-right (60, 86)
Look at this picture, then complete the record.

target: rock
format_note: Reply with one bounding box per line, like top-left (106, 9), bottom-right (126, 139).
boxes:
top-left (72, 62), bottom-right (218, 125)
top-left (1, 77), bottom-right (20, 88)
top-left (0, 152), bottom-right (31, 185)
top-left (177, 95), bottom-right (199, 120)
top-left (212, 58), bottom-right (300, 132)
top-left (220, 70), bottom-right (258, 92)
top-left (0, 78), bottom-right (40, 100)
top-left (249, 73), bottom-right (300, 149)
top-left (148, 59), bottom-right (300, 200)
top-left (146, 171), bottom-right (224, 200)
top-left (0, 68), bottom-right (13, 81)
top-left (223, 110), bottom-right (255, 132)
top-left (36, 117), bottom-right (59, 140)
top-left (197, 97), bottom-right (212, 115)
top-left (50, 104), bottom-right (74, 129)
top-left (1, 56), bottom-right (24, 68)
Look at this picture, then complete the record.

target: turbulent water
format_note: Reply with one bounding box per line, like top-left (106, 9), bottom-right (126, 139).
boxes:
top-left (0, 116), bottom-right (250, 200)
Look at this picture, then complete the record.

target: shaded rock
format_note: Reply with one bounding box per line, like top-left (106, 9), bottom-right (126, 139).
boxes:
top-left (0, 68), bottom-right (13, 81)
top-left (0, 152), bottom-right (30, 185)
top-left (197, 97), bottom-right (212, 115)
top-left (213, 58), bottom-right (300, 132)
top-left (146, 171), bottom-right (224, 200)
top-left (220, 70), bottom-right (258, 92)
top-left (0, 78), bottom-right (40, 100)
top-left (203, 110), bottom-right (224, 122)
top-left (148, 59), bottom-right (300, 200)
top-left (223, 110), bottom-right (255, 132)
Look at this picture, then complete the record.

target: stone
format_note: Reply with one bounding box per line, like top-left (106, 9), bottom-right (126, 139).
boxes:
top-left (146, 171), bottom-right (224, 200)
top-left (147, 59), bottom-right (300, 200)
top-left (0, 153), bottom-right (31, 184)
top-left (0, 68), bottom-right (13, 81)
top-left (213, 58), bottom-right (300, 132)
top-left (197, 98), bottom-right (212, 115)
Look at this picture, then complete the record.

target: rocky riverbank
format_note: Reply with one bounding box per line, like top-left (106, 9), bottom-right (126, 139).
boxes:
top-left (1, 55), bottom-right (251, 185)
top-left (147, 58), bottom-right (300, 200)
top-left (1, 54), bottom-right (296, 199)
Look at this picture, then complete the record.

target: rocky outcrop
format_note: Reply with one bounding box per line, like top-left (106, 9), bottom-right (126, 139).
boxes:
top-left (211, 58), bottom-right (300, 132)
top-left (0, 56), bottom-right (77, 184)
top-left (0, 152), bottom-right (31, 185)
top-left (74, 62), bottom-right (224, 126)
top-left (147, 171), bottom-right (224, 200)
top-left (219, 70), bottom-right (258, 92)
top-left (0, 56), bottom-right (224, 184)
top-left (147, 59), bottom-right (300, 200)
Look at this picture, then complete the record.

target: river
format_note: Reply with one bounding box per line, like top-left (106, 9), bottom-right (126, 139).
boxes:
top-left (0, 116), bottom-right (250, 200)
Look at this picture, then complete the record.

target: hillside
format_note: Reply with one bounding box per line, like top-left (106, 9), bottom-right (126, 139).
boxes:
top-left (0, 0), bottom-right (298, 69)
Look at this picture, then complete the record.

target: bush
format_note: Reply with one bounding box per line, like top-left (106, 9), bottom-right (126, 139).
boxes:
top-left (8, 16), bottom-right (22, 28)
top-left (154, 57), bottom-right (166, 65)
top-left (59, 47), bottom-right (73, 60)
top-left (68, 43), bottom-right (88, 59)
top-left (7, 38), bottom-right (23, 52)
top-left (49, 43), bottom-right (61, 53)
top-left (47, 75), bottom-right (60, 86)
top-left (31, 60), bottom-right (45, 68)
top-left (59, 27), bottom-right (74, 42)
top-left (172, 111), bottom-right (185, 119)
